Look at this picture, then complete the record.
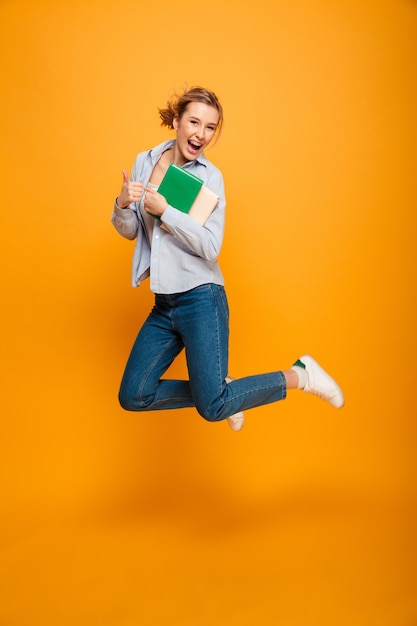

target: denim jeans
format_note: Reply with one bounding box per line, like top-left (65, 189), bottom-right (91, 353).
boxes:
top-left (119, 283), bottom-right (287, 421)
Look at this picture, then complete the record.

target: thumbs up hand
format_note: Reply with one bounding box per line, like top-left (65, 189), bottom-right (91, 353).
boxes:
top-left (117, 169), bottom-right (144, 208)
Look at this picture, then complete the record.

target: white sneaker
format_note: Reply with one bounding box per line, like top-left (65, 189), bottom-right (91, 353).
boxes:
top-left (299, 355), bottom-right (345, 408)
top-left (225, 376), bottom-right (245, 431)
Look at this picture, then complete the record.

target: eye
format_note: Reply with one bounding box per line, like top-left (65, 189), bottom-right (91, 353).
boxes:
top-left (191, 120), bottom-right (198, 125)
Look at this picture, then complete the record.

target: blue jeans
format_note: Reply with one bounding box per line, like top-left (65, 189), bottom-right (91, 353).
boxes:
top-left (118, 283), bottom-right (287, 421)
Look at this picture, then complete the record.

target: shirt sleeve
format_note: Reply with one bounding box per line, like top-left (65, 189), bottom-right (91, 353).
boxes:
top-left (110, 202), bottom-right (139, 240)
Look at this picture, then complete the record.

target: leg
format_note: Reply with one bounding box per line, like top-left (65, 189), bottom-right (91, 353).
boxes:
top-left (118, 301), bottom-right (194, 411)
top-left (225, 375), bottom-right (245, 431)
top-left (118, 288), bottom-right (344, 417)
top-left (173, 284), bottom-right (287, 421)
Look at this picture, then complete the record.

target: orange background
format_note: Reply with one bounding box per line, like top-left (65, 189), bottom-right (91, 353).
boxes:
top-left (1, 0), bottom-right (416, 624)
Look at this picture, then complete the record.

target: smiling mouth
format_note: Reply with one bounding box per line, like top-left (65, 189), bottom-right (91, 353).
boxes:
top-left (188, 140), bottom-right (202, 152)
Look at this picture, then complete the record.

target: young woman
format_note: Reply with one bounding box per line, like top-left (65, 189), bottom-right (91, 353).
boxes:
top-left (111, 86), bottom-right (344, 431)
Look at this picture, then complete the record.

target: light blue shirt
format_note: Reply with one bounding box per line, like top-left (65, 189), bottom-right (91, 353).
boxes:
top-left (111, 140), bottom-right (226, 293)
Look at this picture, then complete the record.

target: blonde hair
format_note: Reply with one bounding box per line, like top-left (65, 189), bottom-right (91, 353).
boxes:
top-left (159, 86), bottom-right (224, 138)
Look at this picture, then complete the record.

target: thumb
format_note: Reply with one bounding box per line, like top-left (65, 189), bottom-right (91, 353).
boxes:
top-left (122, 169), bottom-right (129, 184)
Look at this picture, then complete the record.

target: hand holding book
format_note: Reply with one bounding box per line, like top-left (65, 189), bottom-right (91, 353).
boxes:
top-left (143, 187), bottom-right (168, 217)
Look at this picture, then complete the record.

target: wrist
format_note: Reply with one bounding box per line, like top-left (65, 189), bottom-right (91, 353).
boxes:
top-left (116, 196), bottom-right (130, 210)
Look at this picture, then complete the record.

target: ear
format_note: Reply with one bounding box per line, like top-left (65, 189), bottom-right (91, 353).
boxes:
top-left (173, 114), bottom-right (179, 130)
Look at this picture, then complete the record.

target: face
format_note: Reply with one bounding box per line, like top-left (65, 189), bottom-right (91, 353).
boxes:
top-left (173, 101), bottom-right (220, 165)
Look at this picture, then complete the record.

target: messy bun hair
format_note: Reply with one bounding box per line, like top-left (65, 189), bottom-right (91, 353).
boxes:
top-left (159, 85), bottom-right (224, 138)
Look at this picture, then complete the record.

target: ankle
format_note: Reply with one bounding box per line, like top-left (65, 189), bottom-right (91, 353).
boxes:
top-left (290, 365), bottom-right (308, 389)
top-left (284, 369), bottom-right (300, 389)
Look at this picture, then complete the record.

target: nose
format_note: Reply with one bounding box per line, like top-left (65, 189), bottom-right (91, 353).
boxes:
top-left (195, 125), bottom-right (204, 139)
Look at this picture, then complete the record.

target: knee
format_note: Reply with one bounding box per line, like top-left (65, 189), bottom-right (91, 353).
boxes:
top-left (118, 387), bottom-right (151, 412)
top-left (195, 402), bottom-right (224, 423)
top-left (118, 389), bottom-right (135, 411)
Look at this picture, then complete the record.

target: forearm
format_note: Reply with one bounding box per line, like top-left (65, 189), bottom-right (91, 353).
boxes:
top-left (110, 200), bottom-right (139, 240)
top-left (161, 203), bottom-right (224, 261)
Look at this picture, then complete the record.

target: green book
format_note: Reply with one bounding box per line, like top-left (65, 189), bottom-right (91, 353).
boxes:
top-left (154, 163), bottom-right (204, 218)
top-left (150, 163), bottom-right (219, 229)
